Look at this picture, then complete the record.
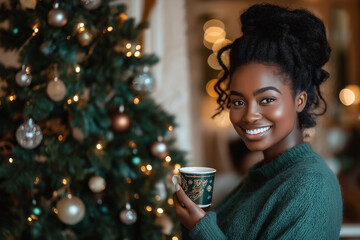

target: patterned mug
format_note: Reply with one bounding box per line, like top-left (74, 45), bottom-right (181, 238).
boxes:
top-left (173, 167), bottom-right (216, 208)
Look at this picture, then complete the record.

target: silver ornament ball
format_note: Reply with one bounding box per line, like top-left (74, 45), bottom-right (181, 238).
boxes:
top-left (119, 203), bottom-right (137, 225)
top-left (132, 66), bottom-right (155, 94)
top-left (16, 118), bottom-right (43, 149)
top-left (56, 194), bottom-right (86, 225)
top-left (48, 3), bottom-right (68, 27)
top-left (80, 0), bottom-right (102, 10)
top-left (15, 65), bottom-right (32, 87)
top-left (150, 139), bottom-right (169, 159)
top-left (88, 175), bottom-right (106, 193)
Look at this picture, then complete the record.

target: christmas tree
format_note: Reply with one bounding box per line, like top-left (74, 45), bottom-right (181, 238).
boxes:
top-left (0, 0), bottom-right (186, 239)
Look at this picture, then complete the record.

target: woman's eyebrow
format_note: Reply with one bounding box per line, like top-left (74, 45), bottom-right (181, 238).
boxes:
top-left (230, 87), bottom-right (281, 97)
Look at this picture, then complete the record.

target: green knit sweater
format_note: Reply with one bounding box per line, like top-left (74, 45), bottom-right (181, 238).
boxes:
top-left (182, 143), bottom-right (343, 240)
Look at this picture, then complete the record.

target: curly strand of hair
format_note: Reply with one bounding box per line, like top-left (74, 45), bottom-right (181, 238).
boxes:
top-left (313, 83), bottom-right (327, 116)
top-left (212, 44), bottom-right (232, 118)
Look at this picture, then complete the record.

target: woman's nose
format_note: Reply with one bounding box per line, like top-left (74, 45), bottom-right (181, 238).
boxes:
top-left (241, 103), bottom-right (262, 123)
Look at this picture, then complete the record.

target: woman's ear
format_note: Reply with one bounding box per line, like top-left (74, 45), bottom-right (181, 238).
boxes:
top-left (296, 91), bottom-right (307, 112)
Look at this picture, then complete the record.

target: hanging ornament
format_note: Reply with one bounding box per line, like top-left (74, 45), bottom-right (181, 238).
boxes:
top-left (111, 105), bottom-right (131, 132)
top-left (150, 137), bottom-right (169, 159)
top-left (88, 175), bottom-right (106, 193)
top-left (57, 193), bottom-right (86, 225)
top-left (72, 127), bottom-right (85, 142)
top-left (155, 213), bottom-right (174, 235)
top-left (77, 29), bottom-right (94, 47)
top-left (119, 202), bottom-right (137, 225)
top-left (15, 65), bottom-right (32, 87)
top-left (48, 3), bottom-right (68, 28)
top-left (80, 0), bottom-right (102, 10)
top-left (47, 76), bottom-right (66, 102)
top-left (16, 118), bottom-right (43, 149)
top-left (131, 66), bottom-right (155, 94)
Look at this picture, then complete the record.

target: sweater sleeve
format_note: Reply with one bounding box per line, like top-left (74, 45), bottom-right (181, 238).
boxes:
top-left (260, 172), bottom-right (342, 240)
top-left (183, 212), bottom-right (227, 240)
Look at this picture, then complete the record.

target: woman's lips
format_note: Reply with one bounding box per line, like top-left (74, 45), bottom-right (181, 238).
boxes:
top-left (240, 126), bottom-right (272, 139)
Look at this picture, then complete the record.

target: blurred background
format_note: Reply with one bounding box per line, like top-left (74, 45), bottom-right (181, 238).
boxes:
top-left (1, 0), bottom-right (359, 238)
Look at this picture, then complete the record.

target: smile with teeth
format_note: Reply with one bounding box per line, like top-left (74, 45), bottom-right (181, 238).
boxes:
top-left (244, 126), bottom-right (271, 135)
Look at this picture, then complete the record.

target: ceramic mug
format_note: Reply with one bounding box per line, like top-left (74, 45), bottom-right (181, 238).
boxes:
top-left (173, 167), bottom-right (216, 208)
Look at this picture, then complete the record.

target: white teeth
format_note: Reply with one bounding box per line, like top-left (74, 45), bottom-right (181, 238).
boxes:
top-left (245, 127), bottom-right (270, 135)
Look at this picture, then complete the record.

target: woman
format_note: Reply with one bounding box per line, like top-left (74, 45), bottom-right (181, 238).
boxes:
top-left (173, 4), bottom-right (342, 240)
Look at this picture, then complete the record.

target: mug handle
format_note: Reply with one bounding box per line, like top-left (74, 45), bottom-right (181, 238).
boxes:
top-left (172, 175), bottom-right (180, 186)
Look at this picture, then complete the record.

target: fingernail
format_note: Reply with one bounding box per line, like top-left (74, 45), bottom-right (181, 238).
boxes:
top-left (175, 183), bottom-right (180, 192)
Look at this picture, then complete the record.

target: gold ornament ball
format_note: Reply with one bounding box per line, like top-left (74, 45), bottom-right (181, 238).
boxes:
top-left (72, 127), bottom-right (85, 142)
top-left (77, 29), bottom-right (94, 47)
top-left (47, 78), bottom-right (66, 102)
top-left (150, 140), bottom-right (169, 159)
top-left (88, 175), bottom-right (106, 193)
top-left (56, 195), bottom-right (85, 225)
top-left (111, 113), bottom-right (131, 132)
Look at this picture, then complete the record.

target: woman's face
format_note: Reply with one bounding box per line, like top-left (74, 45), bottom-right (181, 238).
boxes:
top-left (229, 63), bottom-right (306, 160)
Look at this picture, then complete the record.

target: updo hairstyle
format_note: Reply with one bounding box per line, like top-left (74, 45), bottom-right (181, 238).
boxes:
top-left (215, 4), bottom-right (331, 129)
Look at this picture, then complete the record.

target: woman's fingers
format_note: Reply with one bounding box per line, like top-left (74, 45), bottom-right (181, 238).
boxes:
top-left (174, 183), bottom-right (197, 210)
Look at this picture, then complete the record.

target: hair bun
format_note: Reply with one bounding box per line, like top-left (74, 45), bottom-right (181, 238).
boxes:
top-left (240, 4), bottom-right (331, 68)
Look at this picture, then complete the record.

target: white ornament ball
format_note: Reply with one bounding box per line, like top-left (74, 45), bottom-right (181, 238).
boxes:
top-left (88, 175), bottom-right (106, 193)
top-left (48, 3), bottom-right (68, 27)
top-left (56, 194), bottom-right (85, 225)
top-left (150, 138), bottom-right (169, 159)
top-left (16, 118), bottom-right (43, 149)
top-left (47, 76), bottom-right (66, 102)
top-left (15, 65), bottom-right (32, 87)
top-left (80, 0), bottom-right (102, 10)
top-left (119, 203), bottom-right (137, 225)
top-left (132, 66), bottom-right (155, 94)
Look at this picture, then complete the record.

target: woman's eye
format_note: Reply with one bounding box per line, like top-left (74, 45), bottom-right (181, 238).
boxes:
top-left (260, 98), bottom-right (276, 104)
top-left (231, 100), bottom-right (245, 106)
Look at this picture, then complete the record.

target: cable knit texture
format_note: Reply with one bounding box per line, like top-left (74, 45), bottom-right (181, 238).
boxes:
top-left (182, 143), bottom-right (342, 240)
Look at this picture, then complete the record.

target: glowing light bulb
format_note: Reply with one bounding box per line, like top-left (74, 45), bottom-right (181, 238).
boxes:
top-left (165, 156), bottom-right (172, 162)
top-left (145, 206), bottom-right (152, 212)
top-left (8, 157), bottom-right (14, 163)
top-left (146, 164), bottom-right (152, 171)
top-left (96, 143), bottom-right (103, 150)
top-left (156, 208), bottom-right (164, 214)
top-left (73, 95), bottom-right (79, 102)
top-left (107, 26), bottom-right (113, 32)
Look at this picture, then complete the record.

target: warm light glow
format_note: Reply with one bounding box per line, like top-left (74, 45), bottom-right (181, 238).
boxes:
top-left (75, 65), bottom-right (81, 73)
top-left (126, 43), bottom-right (132, 49)
top-left (173, 164), bottom-right (181, 174)
top-left (345, 85), bottom-right (360, 104)
top-left (53, 207), bottom-right (58, 214)
top-left (203, 19), bottom-right (225, 32)
top-left (134, 51), bottom-right (141, 57)
top-left (34, 176), bottom-right (39, 184)
top-left (134, 193), bottom-right (140, 199)
top-left (156, 208), bottom-right (164, 214)
top-left (146, 164), bottom-right (152, 171)
top-left (107, 26), bottom-right (113, 32)
top-left (25, 66), bottom-right (31, 74)
top-left (62, 178), bottom-right (68, 185)
top-left (135, 45), bottom-right (141, 50)
top-left (172, 236), bottom-right (179, 240)
top-left (339, 88), bottom-right (355, 106)
top-left (77, 22), bottom-right (85, 29)
top-left (155, 195), bottom-right (161, 201)
top-left (28, 217), bottom-right (33, 222)
top-left (145, 206), bottom-right (152, 212)
top-left (53, 191), bottom-right (58, 197)
top-left (58, 135), bottom-right (63, 141)
top-left (96, 143), bottom-right (103, 150)
top-left (206, 79), bottom-right (219, 98)
top-left (129, 141), bottom-right (136, 148)
top-left (165, 156), bottom-right (172, 163)
top-left (168, 198), bottom-right (174, 205)
top-left (168, 125), bottom-right (173, 131)
top-left (67, 35), bottom-right (71, 40)
top-left (140, 166), bottom-right (146, 172)
top-left (133, 97), bottom-right (140, 104)
top-left (67, 99), bottom-right (72, 104)
top-left (212, 38), bottom-right (232, 53)
top-left (126, 177), bottom-right (132, 183)
top-left (73, 95), bottom-right (79, 102)
top-left (8, 157), bottom-right (13, 163)
top-left (207, 53), bottom-right (221, 70)
top-left (204, 26), bottom-right (226, 44)
top-left (8, 94), bottom-right (16, 101)
top-left (126, 52), bottom-right (132, 57)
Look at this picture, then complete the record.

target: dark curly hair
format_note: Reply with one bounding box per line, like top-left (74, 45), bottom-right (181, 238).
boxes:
top-left (214, 4), bottom-right (331, 129)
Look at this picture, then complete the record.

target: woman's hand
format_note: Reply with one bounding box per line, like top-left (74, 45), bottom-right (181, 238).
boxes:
top-left (172, 183), bottom-right (206, 230)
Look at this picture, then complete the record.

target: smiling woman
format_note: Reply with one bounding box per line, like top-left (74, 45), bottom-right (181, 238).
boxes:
top-left (173, 3), bottom-right (343, 240)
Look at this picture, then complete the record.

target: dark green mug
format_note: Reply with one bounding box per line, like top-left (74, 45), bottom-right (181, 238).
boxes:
top-left (173, 167), bottom-right (216, 208)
